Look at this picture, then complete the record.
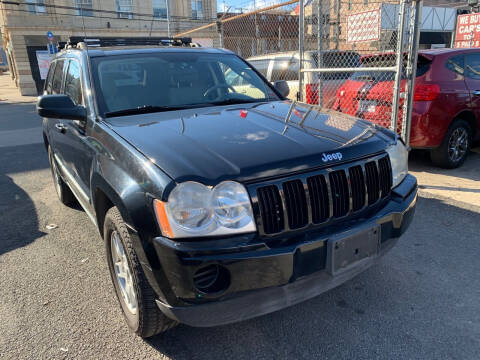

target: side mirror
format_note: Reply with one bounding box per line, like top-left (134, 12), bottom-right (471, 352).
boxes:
top-left (274, 80), bottom-right (290, 98)
top-left (37, 95), bottom-right (87, 122)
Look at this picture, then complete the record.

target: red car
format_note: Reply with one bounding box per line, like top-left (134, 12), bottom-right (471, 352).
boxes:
top-left (334, 48), bottom-right (480, 168)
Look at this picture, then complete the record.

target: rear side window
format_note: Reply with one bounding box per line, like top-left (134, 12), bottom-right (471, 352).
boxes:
top-left (44, 62), bottom-right (56, 94)
top-left (249, 59), bottom-right (270, 78)
top-left (446, 55), bottom-right (464, 76)
top-left (51, 59), bottom-right (65, 94)
top-left (465, 54), bottom-right (480, 79)
top-left (64, 60), bottom-right (83, 105)
top-left (416, 55), bottom-right (432, 77)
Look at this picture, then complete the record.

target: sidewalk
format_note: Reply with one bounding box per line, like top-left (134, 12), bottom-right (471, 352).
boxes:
top-left (0, 73), bottom-right (37, 104)
top-left (0, 73), bottom-right (42, 148)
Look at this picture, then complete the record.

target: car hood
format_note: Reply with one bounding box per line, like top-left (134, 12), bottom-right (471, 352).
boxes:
top-left (106, 101), bottom-right (394, 185)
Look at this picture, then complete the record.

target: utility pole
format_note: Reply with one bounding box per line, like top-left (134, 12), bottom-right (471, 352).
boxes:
top-left (254, 0), bottom-right (259, 55)
top-left (166, 0), bottom-right (171, 38)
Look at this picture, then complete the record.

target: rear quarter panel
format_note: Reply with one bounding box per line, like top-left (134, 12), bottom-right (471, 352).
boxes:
top-left (410, 54), bottom-right (470, 148)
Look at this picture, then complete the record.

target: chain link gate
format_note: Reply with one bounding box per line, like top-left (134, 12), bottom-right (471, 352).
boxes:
top-left (299, 0), bottom-right (422, 146)
top-left (175, 0), bottom-right (422, 146)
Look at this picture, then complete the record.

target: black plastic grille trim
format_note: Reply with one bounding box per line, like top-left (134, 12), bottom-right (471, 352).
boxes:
top-left (256, 185), bottom-right (284, 234)
top-left (378, 156), bottom-right (393, 198)
top-left (349, 165), bottom-right (366, 211)
top-left (365, 161), bottom-right (380, 205)
top-left (329, 170), bottom-right (349, 218)
top-left (254, 155), bottom-right (392, 236)
top-left (307, 175), bottom-right (330, 224)
top-left (282, 180), bottom-right (308, 229)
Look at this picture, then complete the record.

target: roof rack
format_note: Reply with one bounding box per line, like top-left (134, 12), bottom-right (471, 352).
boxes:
top-left (58, 36), bottom-right (196, 50)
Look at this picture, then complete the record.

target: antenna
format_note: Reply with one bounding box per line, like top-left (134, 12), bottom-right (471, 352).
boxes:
top-left (80, 3), bottom-right (87, 40)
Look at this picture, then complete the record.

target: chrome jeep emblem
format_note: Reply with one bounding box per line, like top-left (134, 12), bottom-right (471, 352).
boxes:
top-left (321, 152), bottom-right (343, 162)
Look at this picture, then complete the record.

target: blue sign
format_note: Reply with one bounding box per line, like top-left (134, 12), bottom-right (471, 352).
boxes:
top-left (46, 31), bottom-right (54, 40)
top-left (47, 43), bottom-right (58, 55)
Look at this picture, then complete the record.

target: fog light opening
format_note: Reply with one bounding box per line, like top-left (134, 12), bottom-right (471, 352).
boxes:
top-left (193, 264), bottom-right (230, 294)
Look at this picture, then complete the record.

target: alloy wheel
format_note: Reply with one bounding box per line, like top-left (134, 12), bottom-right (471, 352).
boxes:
top-left (448, 127), bottom-right (469, 163)
top-left (110, 231), bottom-right (138, 315)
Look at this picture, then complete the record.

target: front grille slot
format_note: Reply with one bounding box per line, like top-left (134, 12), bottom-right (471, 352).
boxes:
top-left (329, 170), bottom-right (349, 218)
top-left (254, 154), bottom-right (392, 236)
top-left (378, 156), bottom-right (392, 198)
top-left (307, 175), bottom-right (330, 224)
top-left (365, 161), bottom-right (380, 205)
top-left (256, 185), bottom-right (284, 234)
top-left (282, 180), bottom-right (308, 229)
top-left (349, 165), bottom-right (366, 211)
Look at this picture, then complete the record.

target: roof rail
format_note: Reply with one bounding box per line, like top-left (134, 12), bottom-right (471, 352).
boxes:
top-left (58, 36), bottom-right (196, 50)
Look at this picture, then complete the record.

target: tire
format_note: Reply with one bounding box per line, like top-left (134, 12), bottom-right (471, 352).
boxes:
top-left (104, 207), bottom-right (177, 338)
top-left (430, 119), bottom-right (472, 169)
top-left (48, 146), bottom-right (75, 205)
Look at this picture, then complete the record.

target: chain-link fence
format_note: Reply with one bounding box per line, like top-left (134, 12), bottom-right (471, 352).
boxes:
top-left (300, 0), bottom-right (422, 144)
top-left (176, 0), bottom-right (422, 144)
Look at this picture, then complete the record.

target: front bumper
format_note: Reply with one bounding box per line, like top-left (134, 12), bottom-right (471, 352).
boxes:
top-left (153, 174), bottom-right (417, 327)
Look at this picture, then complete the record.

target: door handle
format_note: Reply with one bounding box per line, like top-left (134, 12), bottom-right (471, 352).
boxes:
top-left (55, 123), bottom-right (67, 133)
top-left (473, 90), bottom-right (480, 96)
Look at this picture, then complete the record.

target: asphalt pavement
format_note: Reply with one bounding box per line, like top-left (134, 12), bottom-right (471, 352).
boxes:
top-left (1, 78), bottom-right (479, 359)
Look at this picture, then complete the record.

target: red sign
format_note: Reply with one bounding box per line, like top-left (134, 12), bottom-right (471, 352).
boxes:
top-left (455, 13), bottom-right (480, 48)
top-left (347, 9), bottom-right (381, 43)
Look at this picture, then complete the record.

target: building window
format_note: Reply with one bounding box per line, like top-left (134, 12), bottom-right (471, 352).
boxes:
top-left (75, 0), bottom-right (93, 17)
top-left (26, 0), bottom-right (46, 14)
top-left (153, 0), bottom-right (167, 19)
top-left (116, 0), bottom-right (133, 19)
top-left (364, 0), bottom-right (368, 4)
top-left (191, 0), bottom-right (203, 19)
top-left (348, 0), bottom-right (352, 10)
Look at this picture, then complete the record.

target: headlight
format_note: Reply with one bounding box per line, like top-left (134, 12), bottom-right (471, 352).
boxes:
top-left (386, 139), bottom-right (409, 188)
top-left (154, 181), bottom-right (256, 238)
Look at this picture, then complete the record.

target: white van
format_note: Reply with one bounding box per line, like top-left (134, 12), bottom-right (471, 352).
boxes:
top-left (247, 50), bottom-right (359, 107)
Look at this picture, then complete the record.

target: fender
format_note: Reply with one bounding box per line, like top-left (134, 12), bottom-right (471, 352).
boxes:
top-left (90, 155), bottom-right (177, 304)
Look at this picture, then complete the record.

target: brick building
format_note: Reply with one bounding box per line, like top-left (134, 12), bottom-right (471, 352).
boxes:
top-left (0, 0), bottom-right (217, 95)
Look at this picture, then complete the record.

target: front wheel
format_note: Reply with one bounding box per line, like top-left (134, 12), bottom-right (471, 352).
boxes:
top-left (430, 119), bottom-right (472, 169)
top-left (104, 207), bottom-right (177, 338)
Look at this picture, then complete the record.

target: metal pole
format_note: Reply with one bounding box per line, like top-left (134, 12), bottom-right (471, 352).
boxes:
top-left (335, 0), bottom-right (340, 49)
top-left (217, 20), bottom-right (224, 48)
top-left (279, 25), bottom-right (282, 51)
top-left (166, 0), bottom-right (171, 38)
top-left (254, 0), bottom-right (259, 55)
top-left (391, 0), bottom-right (408, 134)
top-left (298, 0), bottom-right (304, 102)
top-left (451, 11), bottom-right (457, 48)
top-left (403, 0), bottom-right (422, 147)
top-left (317, 0), bottom-right (323, 107)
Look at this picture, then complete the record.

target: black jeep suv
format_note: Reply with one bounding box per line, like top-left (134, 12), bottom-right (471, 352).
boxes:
top-left (38, 38), bottom-right (417, 338)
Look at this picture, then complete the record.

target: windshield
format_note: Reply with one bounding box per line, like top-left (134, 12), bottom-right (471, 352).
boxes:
top-left (91, 52), bottom-right (280, 116)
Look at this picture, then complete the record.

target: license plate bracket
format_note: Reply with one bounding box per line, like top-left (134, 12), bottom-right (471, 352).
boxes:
top-left (358, 100), bottom-right (376, 113)
top-left (327, 226), bottom-right (380, 275)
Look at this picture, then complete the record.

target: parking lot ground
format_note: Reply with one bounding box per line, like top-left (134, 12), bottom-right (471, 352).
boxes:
top-left (1, 83), bottom-right (479, 359)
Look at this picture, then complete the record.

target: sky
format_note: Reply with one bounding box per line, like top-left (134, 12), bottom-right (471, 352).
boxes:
top-left (217, 0), bottom-right (284, 13)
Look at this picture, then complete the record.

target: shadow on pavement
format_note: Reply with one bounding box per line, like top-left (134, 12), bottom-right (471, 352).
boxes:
top-left (409, 148), bottom-right (480, 183)
top-left (0, 142), bottom-right (48, 256)
top-left (144, 195), bottom-right (480, 360)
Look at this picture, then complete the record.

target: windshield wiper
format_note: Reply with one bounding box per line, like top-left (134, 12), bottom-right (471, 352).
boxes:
top-left (105, 105), bottom-right (193, 118)
top-left (208, 98), bottom-right (267, 106)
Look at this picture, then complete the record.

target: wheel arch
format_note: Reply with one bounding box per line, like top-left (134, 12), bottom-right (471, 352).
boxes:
top-left (453, 110), bottom-right (476, 138)
top-left (91, 173), bottom-right (172, 303)
top-left (91, 174), bottom-right (132, 237)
